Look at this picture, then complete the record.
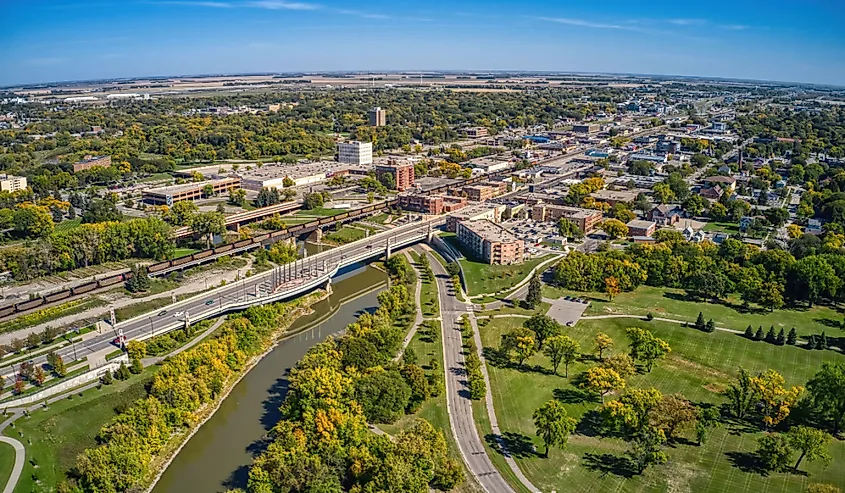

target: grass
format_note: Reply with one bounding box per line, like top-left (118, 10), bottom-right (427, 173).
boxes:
top-left (54, 218), bottom-right (82, 233)
top-left (365, 213), bottom-right (397, 225)
top-left (543, 285), bottom-right (844, 340)
top-left (0, 298), bottom-right (107, 335)
top-left (409, 252), bottom-right (440, 319)
top-left (477, 301), bottom-right (551, 318)
top-left (456, 250), bottom-right (551, 297)
top-left (702, 221), bottom-right (741, 234)
top-left (476, 315), bottom-right (845, 493)
top-left (0, 365), bottom-right (91, 405)
top-left (126, 278), bottom-right (180, 298)
top-left (323, 226), bottom-right (368, 245)
top-left (172, 247), bottom-right (200, 258)
top-left (3, 368), bottom-right (156, 493)
top-left (0, 440), bottom-right (15, 489)
top-left (114, 297), bottom-right (174, 322)
top-left (294, 207), bottom-right (340, 217)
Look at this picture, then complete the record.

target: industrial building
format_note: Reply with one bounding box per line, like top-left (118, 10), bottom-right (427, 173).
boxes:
top-left (456, 220), bottom-right (524, 265)
top-left (368, 107), bottom-right (386, 126)
top-left (0, 174), bottom-right (27, 192)
top-left (73, 155), bottom-right (111, 173)
top-left (239, 161), bottom-right (360, 191)
top-left (375, 161), bottom-right (415, 191)
top-left (530, 204), bottom-right (602, 233)
top-left (337, 141), bottom-right (373, 165)
top-left (573, 124), bottom-right (600, 134)
top-left (142, 177), bottom-right (241, 206)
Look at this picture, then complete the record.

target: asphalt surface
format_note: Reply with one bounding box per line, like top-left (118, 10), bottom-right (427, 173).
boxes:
top-left (0, 218), bottom-right (443, 381)
top-left (430, 251), bottom-right (516, 493)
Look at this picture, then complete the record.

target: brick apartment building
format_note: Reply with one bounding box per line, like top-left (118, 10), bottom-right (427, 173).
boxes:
top-left (531, 204), bottom-right (603, 233)
top-left (463, 184), bottom-right (496, 202)
top-left (626, 219), bottom-right (657, 238)
top-left (399, 194), bottom-right (443, 214)
top-left (457, 219), bottom-right (524, 265)
top-left (375, 161), bottom-right (415, 191)
top-left (73, 155), bottom-right (111, 173)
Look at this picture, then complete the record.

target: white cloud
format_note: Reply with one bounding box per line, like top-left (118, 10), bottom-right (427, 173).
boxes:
top-left (668, 18), bottom-right (707, 26)
top-left (535, 17), bottom-right (625, 30)
top-left (719, 24), bottom-right (751, 30)
top-left (247, 0), bottom-right (321, 10)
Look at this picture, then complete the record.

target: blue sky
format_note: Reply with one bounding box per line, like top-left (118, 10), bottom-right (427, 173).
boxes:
top-left (1, 0), bottom-right (844, 86)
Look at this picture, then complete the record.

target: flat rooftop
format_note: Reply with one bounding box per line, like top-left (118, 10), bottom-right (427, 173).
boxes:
top-left (461, 219), bottom-right (521, 243)
top-left (239, 160), bottom-right (368, 181)
top-left (627, 219), bottom-right (657, 229)
top-left (540, 204), bottom-right (601, 219)
top-left (144, 177), bottom-right (238, 196)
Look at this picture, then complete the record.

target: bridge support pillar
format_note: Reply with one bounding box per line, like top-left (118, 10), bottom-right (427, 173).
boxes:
top-left (308, 228), bottom-right (323, 243)
top-left (386, 237), bottom-right (392, 259)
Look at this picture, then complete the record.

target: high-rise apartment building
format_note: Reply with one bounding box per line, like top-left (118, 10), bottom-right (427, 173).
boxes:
top-left (0, 174), bottom-right (27, 192)
top-left (456, 220), bottom-right (524, 265)
top-left (368, 106), bottom-right (386, 127)
top-left (337, 141), bottom-right (373, 165)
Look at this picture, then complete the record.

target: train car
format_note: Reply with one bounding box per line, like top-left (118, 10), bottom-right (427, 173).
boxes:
top-left (361, 205), bottom-right (375, 213)
top-left (98, 274), bottom-right (125, 287)
top-left (71, 280), bottom-right (99, 295)
top-left (214, 244), bottom-right (234, 255)
top-left (318, 216), bottom-right (335, 226)
top-left (172, 255), bottom-right (194, 267)
top-left (270, 229), bottom-right (287, 238)
top-left (254, 233), bottom-right (271, 242)
top-left (0, 304), bottom-right (15, 318)
top-left (193, 250), bottom-right (213, 260)
top-left (147, 261), bottom-right (170, 273)
top-left (234, 239), bottom-right (253, 249)
top-left (16, 298), bottom-right (46, 312)
top-left (45, 290), bottom-right (72, 304)
top-left (334, 212), bottom-right (349, 221)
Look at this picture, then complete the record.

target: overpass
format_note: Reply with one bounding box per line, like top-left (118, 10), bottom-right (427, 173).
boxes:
top-left (0, 218), bottom-right (443, 382)
top-left (172, 201), bottom-right (302, 238)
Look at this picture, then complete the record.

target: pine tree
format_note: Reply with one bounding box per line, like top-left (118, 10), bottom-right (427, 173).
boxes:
top-left (705, 319), bottom-right (715, 333)
top-left (765, 326), bottom-right (776, 344)
top-left (806, 335), bottom-right (817, 350)
top-left (754, 326), bottom-right (764, 341)
top-left (526, 272), bottom-right (542, 309)
top-left (744, 325), bottom-right (754, 339)
top-left (101, 369), bottom-right (113, 385)
top-left (786, 327), bottom-right (797, 345)
top-left (775, 328), bottom-right (785, 346)
top-left (818, 332), bottom-right (828, 350)
top-left (695, 312), bottom-right (706, 330)
top-left (115, 362), bottom-right (131, 380)
top-left (130, 358), bottom-right (143, 374)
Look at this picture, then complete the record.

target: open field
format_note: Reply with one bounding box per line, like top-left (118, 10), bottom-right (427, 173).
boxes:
top-left (445, 237), bottom-right (550, 296)
top-left (54, 218), bottom-right (82, 233)
top-left (0, 440), bottom-right (15, 489)
top-left (702, 221), bottom-right (741, 234)
top-left (477, 315), bottom-right (845, 493)
top-left (294, 207), bottom-right (341, 217)
top-left (3, 368), bottom-right (156, 492)
top-left (543, 285), bottom-right (844, 340)
top-left (172, 247), bottom-right (200, 258)
top-left (323, 226), bottom-right (368, 245)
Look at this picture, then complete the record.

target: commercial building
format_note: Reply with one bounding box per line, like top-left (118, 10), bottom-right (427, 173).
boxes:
top-left (337, 141), bottom-right (373, 165)
top-left (462, 127), bottom-right (489, 138)
top-left (463, 184), bottom-right (496, 202)
top-left (143, 177), bottom-right (241, 206)
top-left (628, 153), bottom-right (668, 164)
top-left (626, 219), bottom-right (657, 238)
top-left (0, 174), bottom-right (27, 192)
top-left (590, 189), bottom-right (638, 206)
top-left (531, 204), bottom-right (602, 233)
top-left (240, 161), bottom-right (359, 191)
top-left (375, 161), bottom-right (415, 191)
top-left (446, 204), bottom-right (504, 232)
top-left (398, 195), bottom-right (443, 214)
top-left (573, 124), bottom-right (600, 134)
top-left (73, 155), bottom-right (111, 173)
top-left (368, 107), bottom-right (387, 127)
top-left (456, 220), bottom-right (524, 265)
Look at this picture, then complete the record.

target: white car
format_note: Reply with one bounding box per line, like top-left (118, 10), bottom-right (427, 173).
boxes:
top-left (173, 311), bottom-right (185, 318)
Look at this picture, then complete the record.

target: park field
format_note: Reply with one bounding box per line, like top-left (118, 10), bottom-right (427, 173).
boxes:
top-left (544, 284), bottom-right (844, 341)
top-left (477, 315), bottom-right (845, 493)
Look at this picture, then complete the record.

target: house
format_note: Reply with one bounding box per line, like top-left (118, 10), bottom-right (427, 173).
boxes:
top-left (626, 220), bottom-right (657, 238)
top-left (806, 219), bottom-right (824, 235)
top-left (683, 225), bottom-right (706, 243)
top-left (718, 165), bottom-right (731, 174)
top-left (648, 204), bottom-right (683, 225)
top-left (699, 186), bottom-right (724, 200)
top-left (704, 175), bottom-right (737, 192)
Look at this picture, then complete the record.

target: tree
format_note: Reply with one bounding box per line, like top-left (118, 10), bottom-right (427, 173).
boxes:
top-left (600, 387), bottom-right (662, 436)
top-left (130, 358), bottom-right (143, 374)
top-left (580, 367), bottom-right (625, 403)
top-left (604, 276), bottom-right (620, 301)
top-left (13, 205), bottom-right (54, 238)
top-left (523, 314), bottom-right (560, 349)
top-left (764, 207), bottom-right (790, 227)
top-left (282, 176), bottom-right (295, 187)
top-left (765, 326), bottom-right (777, 344)
top-left (47, 351), bottom-right (67, 377)
top-left (304, 192), bottom-right (325, 210)
top-left (775, 328), bottom-right (785, 346)
top-left (125, 264), bottom-right (150, 293)
top-left (557, 218), bottom-right (583, 239)
top-left (256, 187), bottom-right (282, 207)
top-left (402, 346), bottom-right (417, 365)
top-left (600, 353), bottom-right (637, 378)
top-left (651, 394), bottom-right (697, 441)
top-left (723, 368), bottom-right (759, 419)
top-left (755, 326), bottom-right (764, 341)
top-left (33, 366), bottom-right (46, 386)
top-left (806, 363), bottom-right (845, 434)
top-left (626, 427), bottom-right (668, 474)
top-left (101, 369), bottom-right (113, 385)
top-left (652, 183), bottom-right (676, 204)
top-left (82, 199), bottom-right (122, 224)
top-left (626, 327), bottom-right (670, 372)
top-left (189, 211), bottom-right (226, 248)
top-left (705, 319), bottom-right (715, 333)
top-left (599, 219), bottom-right (628, 239)
top-left (594, 332), bottom-right (613, 360)
top-left (753, 369), bottom-right (804, 428)
top-left (14, 378), bottom-right (25, 394)
top-left (744, 325), bottom-right (754, 339)
top-left (115, 362), bottom-right (131, 381)
top-left (756, 433), bottom-right (793, 472)
top-left (228, 188), bottom-right (247, 207)
top-left (533, 400), bottom-right (577, 458)
top-left (500, 328), bottom-right (536, 367)
top-left (202, 184), bottom-right (215, 198)
top-left (695, 312), bottom-right (706, 330)
top-left (788, 426), bottom-right (832, 472)
top-left (682, 195), bottom-right (707, 216)
top-left (525, 272), bottom-right (542, 309)
top-left (355, 369), bottom-right (412, 423)
top-left (695, 407), bottom-right (721, 445)
top-left (787, 327), bottom-right (798, 345)
top-left (543, 335), bottom-right (580, 377)
top-left (788, 256), bottom-right (841, 307)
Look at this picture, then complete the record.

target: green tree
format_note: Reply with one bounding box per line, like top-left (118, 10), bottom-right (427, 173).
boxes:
top-left (723, 368), bottom-right (759, 419)
top-left (594, 332), bottom-right (613, 361)
top-left (189, 211), bottom-right (226, 248)
top-left (627, 427), bottom-right (668, 474)
top-left (523, 314), bottom-right (561, 349)
top-left (625, 327), bottom-right (671, 372)
top-left (787, 327), bottom-right (798, 345)
top-left (533, 400), bottom-right (577, 458)
top-left (580, 367), bottom-right (626, 403)
top-left (652, 183), bottom-right (676, 204)
top-left (282, 176), bottom-right (295, 187)
top-left (788, 426), bottom-right (832, 472)
top-left (599, 219), bottom-right (629, 239)
top-left (13, 206), bottom-right (54, 238)
top-left (557, 218), bottom-right (583, 239)
top-left (304, 192), bottom-right (325, 210)
top-left (167, 200), bottom-right (198, 225)
top-left (695, 312), bottom-right (705, 330)
top-left (130, 358), bottom-right (143, 374)
top-left (807, 363), bottom-right (845, 434)
top-left (525, 272), bottom-right (542, 309)
top-left (115, 362), bottom-right (131, 381)
top-left (355, 369), bottom-right (412, 424)
top-left (695, 407), bottom-right (721, 445)
top-left (788, 256), bottom-right (841, 307)
top-left (500, 328), bottom-right (536, 367)
top-left (82, 199), bottom-right (122, 223)
top-left (543, 335), bottom-right (580, 377)
top-left (101, 369), bottom-right (113, 385)
top-left (756, 433), bottom-right (793, 473)
top-left (744, 325), bottom-right (754, 339)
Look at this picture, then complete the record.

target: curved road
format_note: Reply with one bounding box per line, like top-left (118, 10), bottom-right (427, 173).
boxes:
top-left (0, 430), bottom-right (24, 493)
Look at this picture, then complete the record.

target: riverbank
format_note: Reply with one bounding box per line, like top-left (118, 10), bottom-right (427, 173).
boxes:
top-left (142, 288), bottom-right (330, 493)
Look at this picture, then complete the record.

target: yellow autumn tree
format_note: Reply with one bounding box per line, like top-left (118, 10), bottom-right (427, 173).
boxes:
top-left (752, 369), bottom-right (804, 427)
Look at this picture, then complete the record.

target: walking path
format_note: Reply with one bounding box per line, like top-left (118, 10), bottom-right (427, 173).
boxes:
top-left (142, 316), bottom-right (227, 366)
top-left (394, 249), bottom-right (425, 362)
top-left (0, 434), bottom-right (24, 493)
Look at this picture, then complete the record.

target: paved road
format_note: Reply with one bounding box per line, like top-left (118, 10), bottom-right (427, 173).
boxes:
top-left (430, 252), bottom-right (516, 493)
top-left (0, 219), bottom-right (443, 382)
top-left (0, 435), bottom-right (24, 493)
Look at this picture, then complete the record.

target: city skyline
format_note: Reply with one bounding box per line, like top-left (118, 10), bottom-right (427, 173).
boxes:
top-left (1, 0), bottom-right (844, 86)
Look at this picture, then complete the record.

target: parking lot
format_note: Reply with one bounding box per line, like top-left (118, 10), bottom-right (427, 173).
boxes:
top-left (545, 295), bottom-right (590, 326)
top-left (501, 218), bottom-right (580, 253)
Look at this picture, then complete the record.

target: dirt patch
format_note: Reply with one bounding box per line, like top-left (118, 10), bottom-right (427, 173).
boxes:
top-left (665, 461), bottom-right (699, 493)
top-left (665, 355), bottom-right (732, 381)
top-left (557, 452), bottom-right (579, 474)
top-left (703, 382), bottom-right (727, 394)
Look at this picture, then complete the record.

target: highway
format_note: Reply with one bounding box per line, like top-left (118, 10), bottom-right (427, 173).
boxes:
top-left (0, 218), bottom-right (443, 382)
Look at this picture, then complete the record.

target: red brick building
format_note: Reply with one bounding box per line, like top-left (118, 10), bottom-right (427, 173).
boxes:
top-left (376, 161), bottom-right (415, 191)
top-left (398, 194), bottom-right (443, 214)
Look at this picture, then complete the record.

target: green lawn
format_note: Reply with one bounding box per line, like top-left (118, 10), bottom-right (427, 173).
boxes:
top-left (3, 368), bottom-right (155, 493)
top-left (54, 218), bottom-right (82, 233)
top-left (477, 316), bottom-right (845, 493)
top-left (543, 285), bottom-right (843, 340)
top-left (0, 441), bottom-right (15, 491)
top-left (702, 221), bottom-right (741, 234)
top-left (114, 297), bottom-right (174, 322)
top-left (409, 252), bottom-right (440, 319)
top-left (295, 207), bottom-right (340, 217)
top-left (172, 247), bottom-right (200, 258)
top-left (458, 254), bottom-right (551, 297)
top-left (324, 226), bottom-right (368, 245)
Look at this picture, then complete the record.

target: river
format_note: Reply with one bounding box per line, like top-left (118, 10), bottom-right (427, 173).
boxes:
top-left (152, 262), bottom-right (386, 493)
